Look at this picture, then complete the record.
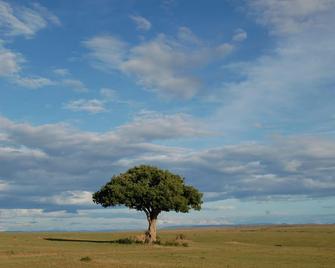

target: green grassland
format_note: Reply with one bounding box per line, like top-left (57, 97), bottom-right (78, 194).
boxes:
top-left (0, 225), bottom-right (334, 268)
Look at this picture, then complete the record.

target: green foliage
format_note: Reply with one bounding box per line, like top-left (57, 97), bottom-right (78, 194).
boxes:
top-left (93, 165), bottom-right (203, 217)
top-left (114, 238), bottom-right (135, 244)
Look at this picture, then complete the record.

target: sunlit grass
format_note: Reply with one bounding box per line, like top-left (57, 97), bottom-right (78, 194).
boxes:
top-left (0, 225), bottom-right (334, 267)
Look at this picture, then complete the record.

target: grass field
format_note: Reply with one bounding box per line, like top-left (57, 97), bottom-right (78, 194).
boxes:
top-left (0, 225), bottom-right (334, 267)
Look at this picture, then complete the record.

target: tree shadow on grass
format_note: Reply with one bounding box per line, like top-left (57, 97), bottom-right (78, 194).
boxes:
top-left (44, 237), bottom-right (136, 244)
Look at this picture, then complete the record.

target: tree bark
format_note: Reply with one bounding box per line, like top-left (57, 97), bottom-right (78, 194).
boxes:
top-left (145, 215), bottom-right (158, 243)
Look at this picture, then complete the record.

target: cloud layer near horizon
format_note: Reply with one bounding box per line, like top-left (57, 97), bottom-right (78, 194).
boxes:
top-left (1, 115), bottom-right (334, 211)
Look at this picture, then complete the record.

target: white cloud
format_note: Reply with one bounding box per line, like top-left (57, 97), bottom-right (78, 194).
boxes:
top-left (284, 160), bottom-right (301, 172)
top-left (116, 111), bottom-right (214, 142)
top-left (65, 88), bottom-right (125, 114)
top-left (0, 208), bottom-right (55, 218)
top-left (120, 36), bottom-right (202, 98)
top-left (203, 201), bottom-right (235, 211)
top-left (0, 0), bottom-right (60, 38)
top-left (0, 208), bottom-right (147, 231)
top-left (248, 0), bottom-right (335, 35)
top-left (210, 1), bottom-right (335, 138)
top-left (64, 99), bottom-right (106, 113)
top-left (159, 211), bottom-right (232, 226)
top-left (1, 196), bottom-right (334, 231)
top-left (84, 31), bottom-right (234, 98)
top-left (13, 76), bottom-right (54, 89)
top-left (0, 145), bottom-right (47, 159)
top-left (53, 68), bottom-right (70, 76)
top-left (62, 79), bottom-right (88, 92)
top-left (83, 35), bottom-right (127, 68)
top-left (0, 46), bottom-right (23, 76)
top-left (303, 178), bottom-right (335, 190)
top-left (161, 0), bottom-right (177, 10)
top-left (0, 133), bottom-right (8, 141)
top-left (0, 113), bottom-right (208, 182)
top-left (232, 28), bottom-right (247, 42)
top-left (40, 191), bottom-right (93, 205)
top-left (129, 15), bottom-right (151, 31)
top-left (0, 180), bottom-right (9, 191)
top-left (215, 43), bottom-right (234, 57)
top-left (117, 135), bottom-right (335, 199)
top-left (177, 26), bottom-right (201, 44)
top-left (0, 116), bottom-right (335, 213)
top-left (100, 88), bottom-right (117, 100)
top-left (30, 2), bottom-right (61, 26)
top-left (0, 45), bottom-right (54, 88)
top-left (0, 1), bottom-right (59, 88)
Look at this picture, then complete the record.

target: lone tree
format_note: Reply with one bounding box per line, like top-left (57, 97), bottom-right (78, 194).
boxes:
top-left (93, 165), bottom-right (203, 243)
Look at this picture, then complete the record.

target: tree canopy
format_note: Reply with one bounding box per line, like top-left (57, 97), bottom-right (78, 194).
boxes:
top-left (93, 165), bottom-right (203, 243)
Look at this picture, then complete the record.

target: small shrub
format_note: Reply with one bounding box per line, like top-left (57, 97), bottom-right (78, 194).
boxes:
top-left (176, 233), bottom-right (186, 240)
top-left (7, 250), bottom-right (15, 255)
top-left (182, 242), bottom-right (189, 247)
top-left (164, 241), bottom-right (180, 246)
top-left (80, 256), bottom-right (92, 262)
top-left (115, 238), bottom-right (134, 244)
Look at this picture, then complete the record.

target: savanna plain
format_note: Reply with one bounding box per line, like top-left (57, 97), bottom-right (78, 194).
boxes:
top-left (0, 225), bottom-right (334, 268)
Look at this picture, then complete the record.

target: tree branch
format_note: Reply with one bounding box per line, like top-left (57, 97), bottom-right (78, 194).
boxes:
top-left (143, 207), bottom-right (150, 218)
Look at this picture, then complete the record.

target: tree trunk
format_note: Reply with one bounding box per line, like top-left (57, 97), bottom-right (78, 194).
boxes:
top-left (145, 215), bottom-right (157, 244)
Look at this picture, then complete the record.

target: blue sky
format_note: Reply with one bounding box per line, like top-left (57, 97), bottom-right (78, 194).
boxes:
top-left (0, 0), bottom-right (335, 231)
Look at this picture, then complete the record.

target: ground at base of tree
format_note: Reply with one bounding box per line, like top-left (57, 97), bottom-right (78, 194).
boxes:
top-left (0, 225), bottom-right (334, 268)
